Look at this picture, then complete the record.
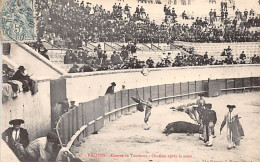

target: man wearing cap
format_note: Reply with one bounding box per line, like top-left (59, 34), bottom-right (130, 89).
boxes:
top-left (2, 119), bottom-right (29, 161)
top-left (220, 105), bottom-right (244, 149)
top-left (140, 98), bottom-right (153, 130)
top-left (201, 104), bottom-right (217, 146)
top-left (105, 82), bottom-right (116, 95)
top-left (24, 132), bottom-right (59, 161)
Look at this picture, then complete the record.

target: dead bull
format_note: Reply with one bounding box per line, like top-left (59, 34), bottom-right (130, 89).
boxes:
top-left (163, 121), bottom-right (200, 136)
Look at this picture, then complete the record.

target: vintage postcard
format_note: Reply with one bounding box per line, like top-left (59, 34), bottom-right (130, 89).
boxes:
top-left (1, 0), bottom-right (260, 163)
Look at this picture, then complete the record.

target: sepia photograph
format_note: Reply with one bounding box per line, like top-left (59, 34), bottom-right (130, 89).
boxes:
top-left (0, 0), bottom-right (260, 162)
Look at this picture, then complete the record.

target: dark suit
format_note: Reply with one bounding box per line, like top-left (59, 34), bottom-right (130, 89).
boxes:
top-left (2, 127), bottom-right (29, 161)
top-left (105, 86), bottom-right (114, 95)
top-left (202, 109), bottom-right (217, 143)
top-left (2, 127), bottom-right (29, 149)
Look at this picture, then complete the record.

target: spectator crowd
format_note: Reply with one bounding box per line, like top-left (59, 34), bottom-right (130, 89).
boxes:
top-left (30, 0), bottom-right (260, 73)
top-left (35, 0), bottom-right (260, 49)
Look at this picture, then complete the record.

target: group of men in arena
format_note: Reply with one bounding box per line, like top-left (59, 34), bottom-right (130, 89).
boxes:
top-left (171, 94), bottom-right (244, 149)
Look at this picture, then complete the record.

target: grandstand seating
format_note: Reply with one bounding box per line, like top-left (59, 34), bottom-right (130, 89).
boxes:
top-left (175, 41), bottom-right (260, 61)
top-left (47, 46), bottom-right (181, 71)
top-left (46, 40), bottom-right (259, 72)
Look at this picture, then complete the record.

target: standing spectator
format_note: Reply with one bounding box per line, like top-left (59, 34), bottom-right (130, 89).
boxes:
top-left (213, 9), bottom-right (217, 21)
top-left (249, 9), bottom-right (255, 16)
top-left (105, 82), bottom-right (116, 95)
top-left (224, 10), bottom-right (228, 19)
top-left (120, 48), bottom-right (129, 61)
top-left (204, 52), bottom-right (209, 59)
top-left (244, 9), bottom-right (248, 19)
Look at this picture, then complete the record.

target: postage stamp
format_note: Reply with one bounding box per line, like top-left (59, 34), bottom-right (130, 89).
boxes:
top-left (0, 0), bottom-right (36, 42)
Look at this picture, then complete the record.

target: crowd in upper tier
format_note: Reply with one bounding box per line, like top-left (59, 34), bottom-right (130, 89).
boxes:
top-left (35, 0), bottom-right (260, 49)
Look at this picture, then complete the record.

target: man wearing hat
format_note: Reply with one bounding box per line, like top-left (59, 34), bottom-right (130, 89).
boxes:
top-left (105, 82), bottom-right (116, 95)
top-left (140, 98), bottom-right (153, 130)
top-left (2, 119), bottom-right (29, 161)
top-left (201, 103), bottom-right (217, 146)
top-left (196, 93), bottom-right (206, 122)
top-left (11, 66), bottom-right (29, 81)
top-left (196, 93), bottom-right (206, 140)
top-left (220, 105), bottom-right (244, 149)
top-left (24, 132), bottom-right (59, 161)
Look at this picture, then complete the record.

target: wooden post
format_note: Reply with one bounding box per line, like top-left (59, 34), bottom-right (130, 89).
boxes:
top-left (188, 82), bottom-right (190, 99)
top-left (173, 83), bottom-right (175, 103)
top-left (180, 82), bottom-right (182, 100)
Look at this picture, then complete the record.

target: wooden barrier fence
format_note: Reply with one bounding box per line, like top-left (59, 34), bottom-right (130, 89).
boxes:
top-left (55, 77), bottom-right (260, 148)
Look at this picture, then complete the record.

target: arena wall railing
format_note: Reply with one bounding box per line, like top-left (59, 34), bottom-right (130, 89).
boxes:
top-left (55, 77), bottom-right (260, 151)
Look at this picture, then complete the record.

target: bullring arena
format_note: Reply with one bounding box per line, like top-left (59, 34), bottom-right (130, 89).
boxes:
top-left (1, 0), bottom-right (260, 162)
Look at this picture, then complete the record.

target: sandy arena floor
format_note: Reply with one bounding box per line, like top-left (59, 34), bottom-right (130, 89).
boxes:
top-left (72, 92), bottom-right (260, 162)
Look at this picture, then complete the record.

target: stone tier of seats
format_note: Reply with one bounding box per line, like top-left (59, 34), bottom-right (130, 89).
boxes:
top-left (48, 48), bottom-right (181, 72)
top-left (175, 41), bottom-right (260, 61)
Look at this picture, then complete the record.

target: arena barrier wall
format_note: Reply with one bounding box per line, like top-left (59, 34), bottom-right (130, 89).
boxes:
top-left (1, 80), bottom-right (52, 141)
top-left (64, 64), bottom-right (260, 103)
top-left (55, 77), bottom-right (260, 150)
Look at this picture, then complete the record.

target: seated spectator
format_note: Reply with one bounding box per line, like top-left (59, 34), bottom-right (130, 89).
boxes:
top-left (68, 63), bottom-right (79, 73)
top-left (165, 57), bottom-right (172, 67)
top-left (111, 51), bottom-right (123, 66)
top-left (11, 66), bottom-right (37, 94)
top-left (209, 56), bottom-right (215, 65)
top-left (12, 66), bottom-right (30, 81)
top-left (2, 119), bottom-right (29, 161)
top-left (182, 11), bottom-right (188, 19)
top-left (64, 51), bottom-right (72, 64)
top-left (239, 51), bottom-right (246, 60)
top-left (2, 64), bottom-right (15, 82)
top-left (146, 57), bottom-right (154, 68)
top-left (251, 54), bottom-right (259, 64)
top-left (204, 52), bottom-right (209, 59)
top-left (80, 63), bottom-right (94, 72)
top-left (120, 48), bottom-right (129, 61)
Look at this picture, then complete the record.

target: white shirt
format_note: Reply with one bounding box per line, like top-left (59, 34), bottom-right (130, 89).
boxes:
top-left (12, 129), bottom-right (20, 141)
top-left (25, 137), bottom-right (51, 161)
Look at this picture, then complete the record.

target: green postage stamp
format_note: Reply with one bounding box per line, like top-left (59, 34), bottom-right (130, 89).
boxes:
top-left (0, 0), bottom-right (36, 42)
